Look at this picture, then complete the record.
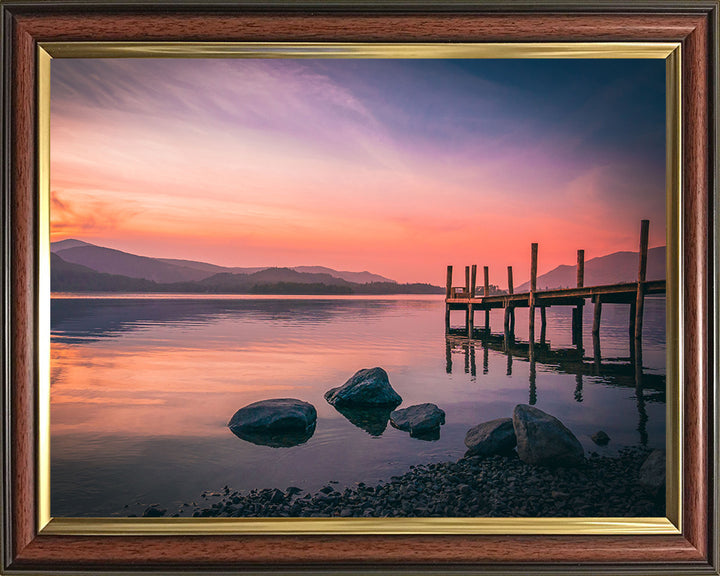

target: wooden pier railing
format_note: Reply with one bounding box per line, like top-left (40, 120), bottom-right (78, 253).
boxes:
top-left (444, 220), bottom-right (665, 354)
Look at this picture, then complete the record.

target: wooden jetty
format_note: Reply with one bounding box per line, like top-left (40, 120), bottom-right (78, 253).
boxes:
top-left (444, 220), bottom-right (666, 354)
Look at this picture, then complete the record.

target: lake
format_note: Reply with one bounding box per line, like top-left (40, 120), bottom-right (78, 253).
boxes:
top-left (50, 294), bottom-right (665, 517)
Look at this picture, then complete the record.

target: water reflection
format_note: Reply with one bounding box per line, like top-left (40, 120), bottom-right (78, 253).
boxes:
top-left (229, 422), bottom-right (316, 448)
top-left (51, 295), bottom-right (665, 517)
top-left (444, 323), bottom-right (662, 446)
top-left (330, 404), bottom-right (393, 436)
top-left (51, 297), bottom-right (421, 344)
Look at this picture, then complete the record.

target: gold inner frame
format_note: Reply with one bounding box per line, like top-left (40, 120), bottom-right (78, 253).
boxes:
top-left (36, 42), bottom-right (682, 536)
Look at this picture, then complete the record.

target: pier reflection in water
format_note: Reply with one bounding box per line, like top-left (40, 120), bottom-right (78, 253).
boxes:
top-left (445, 319), bottom-right (661, 447)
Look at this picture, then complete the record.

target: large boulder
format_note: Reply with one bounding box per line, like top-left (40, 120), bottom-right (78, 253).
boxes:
top-left (464, 417), bottom-right (516, 456)
top-left (638, 449), bottom-right (665, 496)
top-left (512, 405), bottom-right (584, 467)
top-left (390, 403), bottom-right (445, 438)
top-left (228, 399), bottom-right (317, 447)
top-left (325, 367), bottom-right (402, 408)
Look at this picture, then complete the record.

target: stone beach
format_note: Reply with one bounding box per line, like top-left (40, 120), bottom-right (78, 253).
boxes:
top-left (140, 446), bottom-right (663, 518)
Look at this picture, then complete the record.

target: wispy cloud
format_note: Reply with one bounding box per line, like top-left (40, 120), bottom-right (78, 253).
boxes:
top-left (50, 58), bottom-right (666, 283)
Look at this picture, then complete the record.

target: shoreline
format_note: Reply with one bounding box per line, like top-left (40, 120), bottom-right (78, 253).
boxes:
top-left (137, 447), bottom-right (663, 519)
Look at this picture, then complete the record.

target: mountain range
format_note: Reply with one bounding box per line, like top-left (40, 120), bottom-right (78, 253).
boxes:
top-left (51, 239), bottom-right (395, 284)
top-left (50, 239), bottom-right (441, 294)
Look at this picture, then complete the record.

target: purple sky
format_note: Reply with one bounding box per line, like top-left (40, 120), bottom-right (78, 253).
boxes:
top-left (50, 58), bottom-right (666, 285)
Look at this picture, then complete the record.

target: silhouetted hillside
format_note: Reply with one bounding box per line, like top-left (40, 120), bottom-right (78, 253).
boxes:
top-left (51, 254), bottom-right (443, 295)
top-left (51, 239), bottom-right (397, 285)
top-left (516, 246), bottom-right (665, 291)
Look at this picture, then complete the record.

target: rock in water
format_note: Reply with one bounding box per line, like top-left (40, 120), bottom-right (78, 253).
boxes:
top-left (638, 449), bottom-right (665, 496)
top-left (464, 418), bottom-right (516, 456)
top-left (228, 399), bottom-right (317, 447)
top-left (512, 404), bottom-right (584, 467)
top-left (324, 367), bottom-right (402, 407)
top-left (390, 403), bottom-right (445, 437)
top-left (591, 430), bottom-right (611, 446)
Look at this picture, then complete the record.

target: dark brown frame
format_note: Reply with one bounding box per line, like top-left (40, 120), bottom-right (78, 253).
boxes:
top-left (1, 1), bottom-right (717, 573)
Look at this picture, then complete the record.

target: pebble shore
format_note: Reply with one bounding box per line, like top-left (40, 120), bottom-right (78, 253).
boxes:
top-left (146, 447), bottom-right (663, 518)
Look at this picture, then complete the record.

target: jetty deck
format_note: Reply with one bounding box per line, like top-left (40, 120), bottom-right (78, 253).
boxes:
top-left (444, 220), bottom-right (666, 351)
top-left (446, 279), bottom-right (666, 309)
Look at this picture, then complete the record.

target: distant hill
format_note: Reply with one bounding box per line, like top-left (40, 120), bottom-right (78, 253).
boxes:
top-left (51, 253), bottom-right (158, 292)
top-left (155, 258), bottom-right (266, 276)
top-left (293, 266), bottom-right (394, 284)
top-left (53, 244), bottom-right (210, 283)
top-left (51, 239), bottom-right (397, 285)
top-left (194, 268), bottom-right (353, 291)
top-left (50, 238), bottom-right (94, 252)
top-left (516, 246), bottom-right (665, 292)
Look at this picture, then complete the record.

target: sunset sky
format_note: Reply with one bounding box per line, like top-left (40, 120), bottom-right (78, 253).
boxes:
top-left (50, 58), bottom-right (666, 286)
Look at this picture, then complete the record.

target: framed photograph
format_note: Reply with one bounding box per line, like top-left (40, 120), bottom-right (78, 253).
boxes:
top-left (1, 1), bottom-right (717, 574)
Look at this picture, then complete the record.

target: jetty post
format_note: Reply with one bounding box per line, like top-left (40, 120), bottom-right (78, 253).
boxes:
top-left (593, 326), bottom-right (602, 373)
top-left (504, 266), bottom-right (515, 337)
top-left (528, 243), bottom-right (538, 357)
top-left (483, 265), bottom-right (490, 330)
top-left (445, 265), bottom-right (453, 328)
top-left (592, 294), bottom-right (602, 336)
top-left (592, 290), bottom-right (602, 369)
top-left (529, 355), bottom-right (537, 405)
top-left (634, 220), bottom-right (649, 344)
top-left (572, 249), bottom-right (585, 348)
top-left (464, 266), bottom-right (472, 333)
top-left (468, 264), bottom-right (477, 336)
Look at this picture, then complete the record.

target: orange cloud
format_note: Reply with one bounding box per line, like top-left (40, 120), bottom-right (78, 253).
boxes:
top-left (50, 189), bottom-right (141, 242)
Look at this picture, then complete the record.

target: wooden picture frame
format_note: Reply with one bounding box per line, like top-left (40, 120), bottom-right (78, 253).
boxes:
top-left (1, 0), bottom-right (717, 573)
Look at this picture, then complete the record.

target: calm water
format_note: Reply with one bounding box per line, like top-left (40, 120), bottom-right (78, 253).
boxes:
top-left (50, 294), bottom-right (665, 517)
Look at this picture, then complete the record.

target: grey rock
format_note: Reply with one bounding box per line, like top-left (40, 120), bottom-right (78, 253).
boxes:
top-left (591, 430), bottom-right (611, 445)
top-left (638, 449), bottom-right (665, 495)
top-left (228, 398), bottom-right (317, 447)
top-left (390, 403), bottom-right (445, 437)
top-left (324, 367), bottom-right (402, 407)
top-left (513, 404), bottom-right (584, 467)
top-left (464, 418), bottom-right (517, 456)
